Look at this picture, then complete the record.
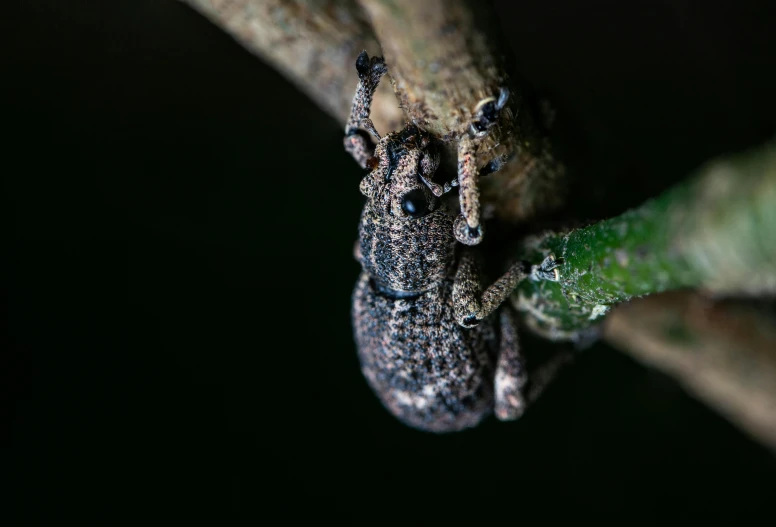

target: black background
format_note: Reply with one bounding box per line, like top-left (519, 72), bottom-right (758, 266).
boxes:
top-left (5, 0), bottom-right (776, 520)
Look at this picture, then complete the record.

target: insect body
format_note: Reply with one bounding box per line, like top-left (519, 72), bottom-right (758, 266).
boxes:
top-left (345, 52), bottom-right (562, 432)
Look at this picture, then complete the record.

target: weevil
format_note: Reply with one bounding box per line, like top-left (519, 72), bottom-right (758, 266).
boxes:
top-left (344, 51), bottom-right (565, 433)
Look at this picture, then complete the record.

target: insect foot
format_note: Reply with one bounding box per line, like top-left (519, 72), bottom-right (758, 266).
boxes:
top-left (453, 214), bottom-right (484, 246)
top-left (469, 87), bottom-right (510, 138)
top-left (454, 87), bottom-right (511, 246)
top-left (344, 51), bottom-right (388, 169)
top-left (530, 255), bottom-right (563, 282)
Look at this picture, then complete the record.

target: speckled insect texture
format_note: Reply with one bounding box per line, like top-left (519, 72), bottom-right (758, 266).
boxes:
top-left (345, 51), bottom-right (564, 433)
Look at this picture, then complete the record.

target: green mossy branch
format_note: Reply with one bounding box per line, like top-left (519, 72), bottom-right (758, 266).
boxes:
top-left (514, 139), bottom-right (776, 341)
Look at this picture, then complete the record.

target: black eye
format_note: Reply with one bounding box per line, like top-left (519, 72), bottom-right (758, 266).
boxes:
top-left (401, 189), bottom-right (430, 218)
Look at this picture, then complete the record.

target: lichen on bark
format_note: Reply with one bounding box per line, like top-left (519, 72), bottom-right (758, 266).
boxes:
top-left (513, 139), bottom-right (776, 341)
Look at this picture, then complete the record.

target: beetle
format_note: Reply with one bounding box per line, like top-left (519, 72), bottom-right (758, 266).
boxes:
top-left (344, 51), bottom-right (564, 432)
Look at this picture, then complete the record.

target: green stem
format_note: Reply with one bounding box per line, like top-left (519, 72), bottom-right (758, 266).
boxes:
top-left (514, 139), bottom-right (776, 341)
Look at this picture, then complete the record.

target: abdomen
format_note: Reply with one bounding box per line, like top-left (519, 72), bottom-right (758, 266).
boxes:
top-left (352, 272), bottom-right (497, 432)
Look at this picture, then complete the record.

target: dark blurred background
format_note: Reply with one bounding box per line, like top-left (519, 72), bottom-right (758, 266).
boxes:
top-left (5, 0), bottom-right (776, 520)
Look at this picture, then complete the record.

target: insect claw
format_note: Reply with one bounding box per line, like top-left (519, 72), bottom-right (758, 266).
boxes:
top-left (496, 87), bottom-right (510, 110)
top-left (355, 50), bottom-right (370, 78)
top-left (362, 118), bottom-right (381, 140)
top-left (530, 255), bottom-right (563, 282)
top-left (420, 175), bottom-right (443, 196)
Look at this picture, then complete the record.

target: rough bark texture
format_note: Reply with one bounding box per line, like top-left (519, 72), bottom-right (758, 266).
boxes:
top-left (182, 0), bottom-right (404, 134)
top-left (358, 0), bottom-right (566, 222)
top-left (605, 292), bottom-right (776, 449)
top-left (183, 0), bottom-right (566, 223)
top-left (358, 0), bottom-right (506, 140)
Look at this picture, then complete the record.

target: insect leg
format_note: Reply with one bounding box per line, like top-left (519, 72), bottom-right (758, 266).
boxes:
top-left (494, 307), bottom-right (528, 420)
top-left (494, 308), bottom-right (573, 421)
top-left (344, 51), bottom-right (387, 169)
top-left (523, 350), bottom-right (573, 406)
top-left (452, 248), bottom-right (530, 328)
top-left (454, 135), bottom-right (484, 245)
top-left (453, 88), bottom-right (510, 245)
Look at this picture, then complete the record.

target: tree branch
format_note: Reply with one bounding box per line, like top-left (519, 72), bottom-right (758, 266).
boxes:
top-left (182, 0), bottom-right (566, 222)
top-left (514, 138), bottom-right (776, 341)
top-left (605, 291), bottom-right (776, 449)
top-left (181, 0), bottom-right (403, 134)
top-left (357, 0), bottom-right (566, 221)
